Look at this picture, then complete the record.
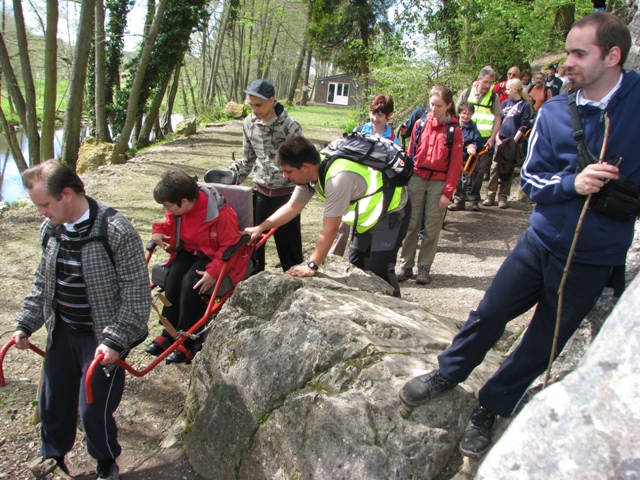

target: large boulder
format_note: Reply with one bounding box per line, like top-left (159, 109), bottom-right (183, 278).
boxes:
top-left (224, 101), bottom-right (245, 118)
top-left (183, 256), bottom-right (502, 479)
top-left (625, 2), bottom-right (640, 71)
top-left (76, 136), bottom-right (116, 173)
top-left (175, 118), bottom-right (197, 138)
top-left (477, 271), bottom-right (640, 479)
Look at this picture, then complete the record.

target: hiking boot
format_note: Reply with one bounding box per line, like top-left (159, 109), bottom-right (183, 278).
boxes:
top-left (415, 266), bottom-right (430, 285)
top-left (447, 201), bottom-right (465, 211)
top-left (498, 196), bottom-right (508, 209)
top-left (469, 201), bottom-right (480, 211)
top-left (145, 335), bottom-right (172, 356)
top-left (96, 460), bottom-right (120, 480)
top-left (399, 369), bottom-right (458, 407)
top-left (459, 404), bottom-right (497, 458)
top-left (482, 195), bottom-right (495, 207)
top-left (28, 457), bottom-right (57, 479)
top-left (395, 266), bottom-right (413, 282)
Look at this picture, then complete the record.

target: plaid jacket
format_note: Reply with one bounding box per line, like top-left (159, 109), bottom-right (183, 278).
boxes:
top-left (16, 198), bottom-right (150, 352)
top-left (230, 102), bottom-right (303, 189)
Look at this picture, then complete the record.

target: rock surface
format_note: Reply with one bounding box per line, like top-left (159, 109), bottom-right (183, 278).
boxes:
top-left (224, 101), bottom-right (245, 118)
top-left (625, 2), bottom-right (640, 71)
top-left (77, 136), bottom-right (117, 173)
top-left (175, 118), bottom-right (197, 137)
top-left (183, 256), bottom-right (503, 480)
top-left (477, 270), bottom-right (640, 479)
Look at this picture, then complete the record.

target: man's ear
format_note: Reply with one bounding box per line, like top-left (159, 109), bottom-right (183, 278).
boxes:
top-left (606, 45), bottom-right (622, 67)
top-left (59, 187), bottom-right (75, 202)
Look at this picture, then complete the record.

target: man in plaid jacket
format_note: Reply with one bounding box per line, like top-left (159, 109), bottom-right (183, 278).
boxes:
top-left (12, 160), bottom-right (150, 480)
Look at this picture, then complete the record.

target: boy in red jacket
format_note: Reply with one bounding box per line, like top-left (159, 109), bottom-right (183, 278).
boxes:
top-left (147, 170), bottom-right (246, 363)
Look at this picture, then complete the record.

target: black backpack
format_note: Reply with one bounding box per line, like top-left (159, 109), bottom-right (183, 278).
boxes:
top-left (318, 132), bottom-right (413, 216)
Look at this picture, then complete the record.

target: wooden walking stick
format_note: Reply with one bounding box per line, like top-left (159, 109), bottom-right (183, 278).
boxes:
top-left (543, 114), bottom-right (610, 389)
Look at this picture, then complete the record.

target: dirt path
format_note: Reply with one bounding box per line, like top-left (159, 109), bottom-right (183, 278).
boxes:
top-left (0, 121), bottom-right (533, 479)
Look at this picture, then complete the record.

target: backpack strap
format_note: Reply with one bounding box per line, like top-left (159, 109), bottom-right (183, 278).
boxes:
top-left (567, 90), bottom-right (600, 172)
top-left (411, 113), bottom-right (428, 159)
top-left (43, 207), bottom-right (118, 265)
top-left (446, 123), bottom-right (456, 148)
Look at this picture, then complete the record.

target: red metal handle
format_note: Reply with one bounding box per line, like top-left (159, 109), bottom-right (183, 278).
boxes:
top-left (0, 338), bottom-right (46, 388)
top-left (85, 229), bottom-right (273, 403)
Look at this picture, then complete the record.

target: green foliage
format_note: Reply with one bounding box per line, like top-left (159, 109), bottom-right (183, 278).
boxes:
top-left (105, 0), bottom-right (135, 107)
top-left (199, 105), bottom-right (240, 124)
top-left (307, 0), bottom-right (397, 75)
top-left (111, 0), bottom-right (210, 137)
top-left (395, 0), bottom-right (594, 79)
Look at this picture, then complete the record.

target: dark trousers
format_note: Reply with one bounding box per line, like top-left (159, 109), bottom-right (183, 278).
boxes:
top-left (349, 200), bottom-right (411, 297)
top-left (162, 249), bottom-right (210, 335)
top-left (453, 145), bottom-right (493, 203)
top-left (253, 190), bottom-right (303, 272)
top-left (438, 229), bottom-right (612, 417)
top-left (40, 327), bottom-right (124, 461)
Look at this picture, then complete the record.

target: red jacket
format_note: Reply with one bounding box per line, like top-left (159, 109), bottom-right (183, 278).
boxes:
top-left (152, 186), bottom-right (251, 287)
top-left (493, 81), bottom-right (509, 104)
top-left (409, 112), bottom-right (463, 199)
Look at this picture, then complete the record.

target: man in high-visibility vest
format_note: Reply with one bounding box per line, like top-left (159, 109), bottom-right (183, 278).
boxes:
top-left (449, 68), bottom-right (502, 211)
top-left (245, 136), bottom-right (411, 298)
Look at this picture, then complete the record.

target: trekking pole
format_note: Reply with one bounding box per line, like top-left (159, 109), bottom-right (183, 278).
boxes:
top-left (543, 114), bottom-right (610, 389)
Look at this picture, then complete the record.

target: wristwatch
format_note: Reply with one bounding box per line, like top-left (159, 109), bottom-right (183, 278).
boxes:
top-left (307, 260), bottom-right (319, 271)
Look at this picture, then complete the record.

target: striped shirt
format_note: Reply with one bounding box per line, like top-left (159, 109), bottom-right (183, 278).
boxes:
top-left (55, 213), bottom-right (93, 334)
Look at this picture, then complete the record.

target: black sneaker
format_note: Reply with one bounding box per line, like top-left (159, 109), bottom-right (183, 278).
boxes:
top-left (96, 459), bottom-right (120, 480)
top-left (399, 369), bottom-right (458, 407)
top-left (459, 404), bottom-right (497, 457)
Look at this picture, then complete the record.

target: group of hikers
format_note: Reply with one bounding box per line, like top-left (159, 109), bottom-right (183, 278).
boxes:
top-left (8, 11), bottom-right (640, 479)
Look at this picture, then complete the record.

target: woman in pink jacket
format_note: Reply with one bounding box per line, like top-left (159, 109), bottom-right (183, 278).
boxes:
top-left (146, 170), bottom-right (248, 363)
top-left (396, 84), bottom-right (463, 285)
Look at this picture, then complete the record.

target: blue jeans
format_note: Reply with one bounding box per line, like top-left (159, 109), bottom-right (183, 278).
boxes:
top-left (438, 229), bottom-right (612, 416)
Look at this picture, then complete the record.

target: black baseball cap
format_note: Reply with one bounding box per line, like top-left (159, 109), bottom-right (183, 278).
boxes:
top-left (548, 63), bottom-right (558, 70)
top-left (244, 79), bottom-right (275, 100)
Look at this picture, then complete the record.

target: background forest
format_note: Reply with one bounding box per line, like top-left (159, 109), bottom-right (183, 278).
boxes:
top-left (0, 0), bottom-right (612, 173)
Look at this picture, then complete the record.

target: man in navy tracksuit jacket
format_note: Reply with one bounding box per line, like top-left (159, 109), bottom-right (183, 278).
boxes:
top-left (399, 12), bottom-right (640, 458)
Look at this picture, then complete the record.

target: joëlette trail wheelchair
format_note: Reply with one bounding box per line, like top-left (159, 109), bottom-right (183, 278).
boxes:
top-left (0, 170), bottom-right (275, 404)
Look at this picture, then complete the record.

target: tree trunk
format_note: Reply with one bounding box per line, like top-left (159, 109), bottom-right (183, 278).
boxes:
top-left (162, 63), bottom-right (181, 134)
top-left (94, 0), bottom-right (111, 142)
top-left (0, 33), bottom-right (28, 138)
top-left (0, 106), bottom-right (28, 172)
top-left (287, 39), bottom-right (307, 104)
top-left (301, 48), bottom-right (312, 106)
top-left (184, 65), bottom-right (199, 116)
top-left (136, 74), bottom-right (171, 149)
top-left (40, 0), bottom-right (58, 161)
top-left (181, 79), bottom-right (190, 116)
top-left (152, 115), bottom-right (164, 142)
top-left (60, 0), bottom-right (96, 171)
top-left (110, 0), bottom-right (169, 164)
top-left (551, 4), bottom-right (575, 47)
top-left (206, 4), bottom-right (231, 104)
top-left (260, 21), bottom-right (281, 80)
top-left (199, 15), bottom-right (209, 104)
top-left (12, 0), bottom-right (40, 167)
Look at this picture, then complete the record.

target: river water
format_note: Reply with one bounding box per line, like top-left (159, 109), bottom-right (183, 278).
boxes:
top-left (1, 114), bottom-right (184, 203)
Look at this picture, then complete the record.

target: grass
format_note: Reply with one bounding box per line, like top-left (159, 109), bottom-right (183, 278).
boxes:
top-left (1, 78), bottom-right (70, 124)
top-left (284, 104), bottom-right (358, 131)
